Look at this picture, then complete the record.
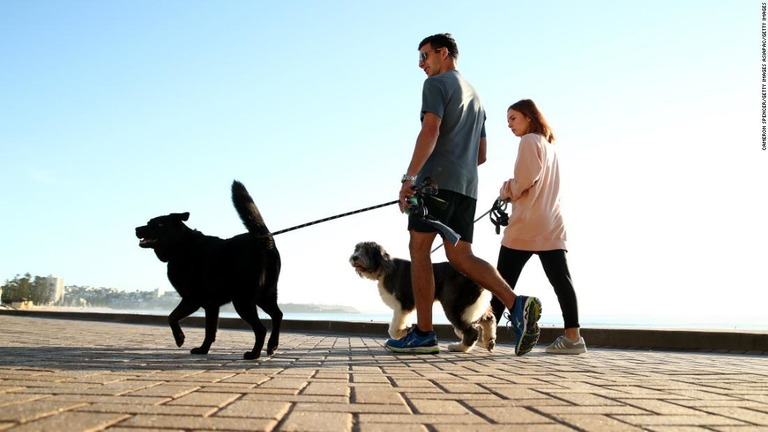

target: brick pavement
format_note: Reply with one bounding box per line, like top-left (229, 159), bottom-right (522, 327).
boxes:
top-left (0, 314), bottom-right (766, 431)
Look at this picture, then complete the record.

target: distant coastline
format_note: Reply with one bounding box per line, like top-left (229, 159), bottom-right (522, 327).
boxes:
top-left (5, 302), bottom-right (361, 316)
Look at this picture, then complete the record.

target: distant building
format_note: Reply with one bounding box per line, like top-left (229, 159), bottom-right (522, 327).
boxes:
top-left (47, 275), bottom-right (64, 304)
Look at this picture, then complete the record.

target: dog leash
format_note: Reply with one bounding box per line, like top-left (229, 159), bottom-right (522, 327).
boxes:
top-left (429, 198), bottom-right (509, 253)
top-left (271, 200), bottom-right (399, 236)
top-left (270, 179), bottom-right (491, 246)
top-left (271, 178), bottom-right (451, 237)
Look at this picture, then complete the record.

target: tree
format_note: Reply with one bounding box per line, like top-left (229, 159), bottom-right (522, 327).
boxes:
top-left (29, 275), bottom-right (54, 305)
top-left (1, 273), bottom-right (30, 303)
top-left (1, 273), bottom-right (55, 304)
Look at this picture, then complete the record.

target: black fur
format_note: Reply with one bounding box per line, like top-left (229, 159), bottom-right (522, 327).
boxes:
top-left (135, 180), bottom-right (282, 360)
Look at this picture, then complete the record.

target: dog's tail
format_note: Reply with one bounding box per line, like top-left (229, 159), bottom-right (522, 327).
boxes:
top-left (231, 180), bottom-right (272, 239)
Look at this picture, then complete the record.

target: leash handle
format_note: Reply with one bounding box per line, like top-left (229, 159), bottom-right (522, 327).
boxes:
top-left (489, 198), bottom-right (509, 235)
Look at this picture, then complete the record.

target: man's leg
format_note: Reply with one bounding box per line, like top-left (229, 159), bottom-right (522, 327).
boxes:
top-left (384, 229), bottom-right (441, 354)
top-left (410, 230), bottom-right (438, 332)
top-left (444, 240), bottom-right (542, 356)
top-left (444, 240), bottom-right (516, 309)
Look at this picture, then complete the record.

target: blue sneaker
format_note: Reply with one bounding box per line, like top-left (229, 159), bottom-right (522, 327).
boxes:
top-left (385, 326), bottom-right (439, 354)
top-left (506, 295), bottom-right (542, 356)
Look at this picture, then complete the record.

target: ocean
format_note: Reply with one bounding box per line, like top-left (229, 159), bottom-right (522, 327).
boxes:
top-left (273, 312), bottom-right (768, 331)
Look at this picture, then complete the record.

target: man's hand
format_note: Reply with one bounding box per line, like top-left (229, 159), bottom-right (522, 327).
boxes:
top-left (399, 180), bottom-right (415, 213)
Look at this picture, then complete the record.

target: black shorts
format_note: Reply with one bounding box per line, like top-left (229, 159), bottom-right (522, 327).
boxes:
top-left (407, 189), bottom-right (476, 243)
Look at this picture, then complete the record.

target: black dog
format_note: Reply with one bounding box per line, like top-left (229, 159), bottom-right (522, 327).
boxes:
top-left (135, 180), bottom-right (282, 360)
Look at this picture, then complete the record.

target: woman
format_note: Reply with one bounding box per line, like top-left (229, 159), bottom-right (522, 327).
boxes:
top-left (492, 99), bottom-right (586, 354)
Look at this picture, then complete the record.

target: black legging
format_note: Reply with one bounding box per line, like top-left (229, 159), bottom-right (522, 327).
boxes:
top-left (491, 246), bottom-right (581, 329)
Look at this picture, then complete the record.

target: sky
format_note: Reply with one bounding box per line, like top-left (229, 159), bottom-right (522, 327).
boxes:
top-left (1, 1), bottom-right (765, 328)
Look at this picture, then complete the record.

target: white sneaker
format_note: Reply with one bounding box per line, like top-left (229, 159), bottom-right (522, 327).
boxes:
top-left (545, 336), bottom-right (587, 354)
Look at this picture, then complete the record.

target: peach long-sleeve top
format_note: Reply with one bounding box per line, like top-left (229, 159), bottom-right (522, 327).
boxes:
top-left (498, 133), bottom-right (567, 251)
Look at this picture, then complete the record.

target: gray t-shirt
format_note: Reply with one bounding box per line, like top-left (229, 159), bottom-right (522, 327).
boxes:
top-left (418, 70), bottom-right (486, 199)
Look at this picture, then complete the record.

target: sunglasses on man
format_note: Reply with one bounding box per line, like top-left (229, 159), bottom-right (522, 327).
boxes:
top-left (419, 48), bottom-right (442, 63)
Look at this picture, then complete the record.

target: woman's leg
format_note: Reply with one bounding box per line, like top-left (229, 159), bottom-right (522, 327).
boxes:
top-left (538, 249), bottom-right (580, 338)
top-left (492, 246), bottom-right (533, 324)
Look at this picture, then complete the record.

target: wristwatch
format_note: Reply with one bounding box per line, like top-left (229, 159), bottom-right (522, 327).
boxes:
top-left (401, 174), bottom-right (417, 183)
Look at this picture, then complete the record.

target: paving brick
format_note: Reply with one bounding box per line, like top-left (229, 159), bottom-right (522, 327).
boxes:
top-left (613, 414), bottom-right (747, 427)
top-left (279, 410), bottom-right (352, 432)
top-left (293, 402), bottom-right (410, 414)
top-left (471, 406), bottom-right (556, 424)
top-left (353, 386), bottom-right (403, 405)
top-left (356, 424), bottom-right (427, 432)
top-left (551, 414), bottom-right (647, 431)
top-left (9, 412), bottom-right (129, 432)
top-left (219, 373), bottom-right (272, 385)
top-left (44, 395), bottom-right (170, 405)
top-left (619, 399), bottom-right (703, 415)
top-left (0, 393), bottom-right (45, 407)
top-left (701, 407), bottom-right (768, 425)
top-left (431, 425), bottom-right (573, 432)
top-left (0, 400), bottom-right (87, 423)
top-left (75, 402), bottom-right (215, 416)
top-left (124, 384), bottom-right (199, 398)
top-left (409, 399), bottom-right (468, 415)
top-left (119, 413), bottom-right (277, 430)
top-left (104, 428), bottom-right (185, 432)
top-left (164, 391), bottom-right (240, 407)
top-left (302, 381), bottom-right (350, 397)
top-left (214, 400), bottom-right (290, 419)
top-left (357, 413), bottom-right (488, 425)
top-left (243, 393), bottom-right (348, 404)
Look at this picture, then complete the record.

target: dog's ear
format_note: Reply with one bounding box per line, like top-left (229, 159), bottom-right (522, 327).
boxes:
top-left (172, 212), bottom-right (190, 221)
top-left (379, 245), bottom-right (391, 261)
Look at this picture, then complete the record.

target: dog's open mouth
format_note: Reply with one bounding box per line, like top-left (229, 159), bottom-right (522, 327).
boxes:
top-left (138, 238), bottom-right (158, 248)
top-left (351, 262), bottom-right (372, 276)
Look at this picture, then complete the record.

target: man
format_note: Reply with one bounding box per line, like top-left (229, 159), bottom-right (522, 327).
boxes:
top-left (387, 33), bottom-right (542, 356)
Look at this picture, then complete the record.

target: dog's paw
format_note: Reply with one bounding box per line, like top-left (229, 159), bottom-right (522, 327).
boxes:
top-left (487, 339), bottom-right (496, 352)
top-left (448, 342), bottom-right (472, 352)
top-left (267, 345), bottom-right (278, 356)
top-left (243, 351), bottom-right (260, 360)
top-left (389, 328), bottom-right (408, 339)
top-left (173, 331), bottom-right (185, 347)
top-left (190, 347), bottom-right (209, 355)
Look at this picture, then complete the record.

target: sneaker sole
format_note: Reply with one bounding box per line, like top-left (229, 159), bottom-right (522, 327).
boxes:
top-left (545, 348), bottom-right (587, 354)
top-left (515, 297), bottom-right (542, 356)
top-left (545, 345), bottom-right (588, 355)
top-left (385, 345), bottom-right (440, 354)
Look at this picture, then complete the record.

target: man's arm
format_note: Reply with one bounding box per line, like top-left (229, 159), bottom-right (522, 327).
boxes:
top-left (477, 136), bottom-right (487, 165)
top-left (399, 112), bottom-right (441, 211)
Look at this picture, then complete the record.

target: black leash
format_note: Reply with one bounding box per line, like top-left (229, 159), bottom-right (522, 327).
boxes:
top-left (272, 200), bottom-right (399, 236)
top-left (271, 178), bottom-right (445, 237)
top-left (489, 199), bottom-right (509, 234)
top-left (269, 180), bottom-right (507, 248)
top-left (430, 198), bottom-right (509, 253)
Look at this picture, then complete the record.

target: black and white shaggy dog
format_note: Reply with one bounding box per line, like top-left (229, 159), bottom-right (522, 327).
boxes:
top-left (135, 180), bottom-right (282, 360)
top-left (349, 241), bottom-right (496, 352)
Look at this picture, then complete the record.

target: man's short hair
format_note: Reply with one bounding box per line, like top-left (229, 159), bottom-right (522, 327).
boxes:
top-left (418, 33), bottom-right (459, 60)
